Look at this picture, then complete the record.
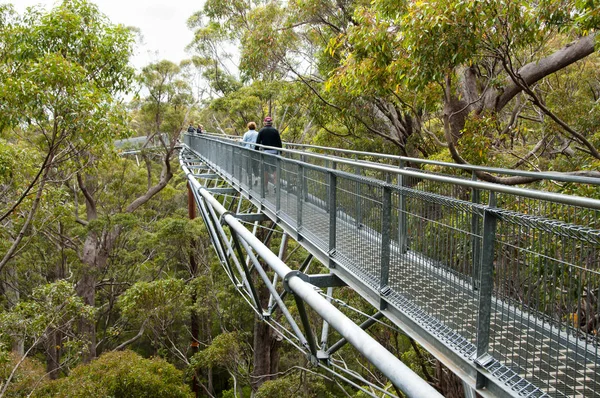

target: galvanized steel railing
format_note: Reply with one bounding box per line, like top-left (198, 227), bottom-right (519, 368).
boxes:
top-left (184, 133), bottom-right (600, 398)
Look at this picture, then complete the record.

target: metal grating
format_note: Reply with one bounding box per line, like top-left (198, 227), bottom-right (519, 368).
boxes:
top-left (183, 134), bottom-right (600, 398)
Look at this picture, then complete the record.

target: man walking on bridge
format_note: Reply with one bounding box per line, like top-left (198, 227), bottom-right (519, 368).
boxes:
top-left (256, 116), bottom-right (282, 194)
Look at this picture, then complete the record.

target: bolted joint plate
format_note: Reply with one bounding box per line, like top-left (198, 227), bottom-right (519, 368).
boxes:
top-left (283, 270), bottom-right (309, 293)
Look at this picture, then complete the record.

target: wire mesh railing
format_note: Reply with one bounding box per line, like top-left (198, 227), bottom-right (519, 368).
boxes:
top-left (184, 133), bottom-right (600, 398)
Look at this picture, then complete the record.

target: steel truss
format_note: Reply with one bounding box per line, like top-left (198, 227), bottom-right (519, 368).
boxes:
top-left (180, 150), bottom-right (443, 398)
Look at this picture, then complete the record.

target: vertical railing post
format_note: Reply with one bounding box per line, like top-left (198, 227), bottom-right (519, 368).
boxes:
top-left (237, 146), bottom-right (243, 185)
top-left (301, 154), bottom-right (308, 201)
top-left (297, 163), bottom-right (304, 233)
top-left (230, 145), bottom-right (235, 178)
top-left (276, 156), bottom-right (281, 213)
top-left (328, 170), bottom-right (337, 268)
top-left (260, 152), bottom-right (266, 199)
top-left (326, 162), bottom-right (336, 212)
top-left (380, 185), bottom-right (392, 309)
top-left (475, 192), bottom-right (498, 389)
top-left (246, 150), bottom-right (252, 188)
top-left (471, 172), bottom-right (482, 290)
top-left (398, 159), bottom-right (408, 253)
top-left (354, 155), bottom-right (362, 227)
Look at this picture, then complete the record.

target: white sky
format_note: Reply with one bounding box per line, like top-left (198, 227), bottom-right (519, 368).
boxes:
top-left (11, 0), bottom-right (204, 70)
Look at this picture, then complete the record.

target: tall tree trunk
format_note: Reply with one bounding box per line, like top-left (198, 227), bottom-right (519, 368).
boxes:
top-left (269, 332), bottom-right (281, 377)
top-left (251, 225), bottom-right (284, 392)
top-left (76, 262), bottom-right (97, 361)
top-left (46, 226), bottom-right (67, 378)
top-left (251, 282), bottom-right (272, 392)
top-left (45, 330), bottom-right (62, 379)
top-left (3, 267), bottom-right (24, 356)
top-left (77, 229), bottom-right (117, 362)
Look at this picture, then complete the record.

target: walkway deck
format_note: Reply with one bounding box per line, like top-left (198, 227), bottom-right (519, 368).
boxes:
top-left (182, 134), bottom-right (600, 398)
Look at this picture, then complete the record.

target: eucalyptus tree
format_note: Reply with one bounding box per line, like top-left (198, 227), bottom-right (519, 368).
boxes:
top-left (76, 58), bottom-right (194, 360)
top-left (0, 0), bottom-right (134, 274)
top-left (210, 0), bottom-right (600, 180)
top-left (0, 0), bottom-right (136, 377)
top-left (187, 0), bottom-right (314, 136)
top-left (314, 0), bottom-right (600, 182)
top-left (0, 0), bottom-right (196, 372)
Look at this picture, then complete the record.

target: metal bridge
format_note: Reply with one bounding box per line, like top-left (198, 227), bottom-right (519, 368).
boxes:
top-left (179, 132), bottom-right (600, 398)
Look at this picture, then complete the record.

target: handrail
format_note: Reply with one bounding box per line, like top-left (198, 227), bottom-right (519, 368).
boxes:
top-left (189, 134), bottom-right (600, 210)
top-left (192, 132), bottom-right (600, 186)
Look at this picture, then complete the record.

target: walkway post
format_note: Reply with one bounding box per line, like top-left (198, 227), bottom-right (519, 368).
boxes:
top-left (475, 192), bottom-right (498, 389)
top-left (380, 185), bottom-right (392, 308)
top-left (471, 172), bottom-right (482, 290)
top-left (398, 159), bottom-right (407, 253)
top-left (328, 171), bottom-right (337, 268)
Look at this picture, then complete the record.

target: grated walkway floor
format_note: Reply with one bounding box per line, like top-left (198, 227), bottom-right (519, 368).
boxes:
top-left (191, 154), bottom-right (600, 398)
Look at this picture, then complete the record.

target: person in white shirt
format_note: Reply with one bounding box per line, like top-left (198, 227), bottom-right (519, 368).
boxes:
top-left (242, 122), bottom-right (259, 185)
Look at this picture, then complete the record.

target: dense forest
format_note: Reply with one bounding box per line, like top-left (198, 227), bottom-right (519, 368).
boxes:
top-left (0, 0), bottom-right (599, 397)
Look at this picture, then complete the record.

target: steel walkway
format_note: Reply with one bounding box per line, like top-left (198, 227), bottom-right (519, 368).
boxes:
top-left (180, 133), bottom-right (600, 398)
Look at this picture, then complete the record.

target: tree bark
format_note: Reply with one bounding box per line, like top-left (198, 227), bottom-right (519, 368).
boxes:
top-left (45, 330), bottom-right (62, 379)
top-left (3, 267), bottom-right (24, 356)
top-left (251, 282), bottom-right (272, 392)
top-left (75, 148), bottom-right (175, 361)
top-left (495, 33), bottom-right (598, 111)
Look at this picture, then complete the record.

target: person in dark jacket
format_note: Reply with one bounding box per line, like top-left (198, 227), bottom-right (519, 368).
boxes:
top-left (187, 123), bottom-right (196, 134)
top-left (256, 117), bottom-right (282, 194)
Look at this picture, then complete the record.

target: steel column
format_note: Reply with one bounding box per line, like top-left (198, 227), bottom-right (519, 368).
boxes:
top-left (475, 192), bottom-right (498, 389)
top-left (398, 160), bottom-right (407, 253)
top-left (297, 163), bottom-right (304, 233)
top-left (380, 185), bottom-right (392, 306)
top-left (267, 233), bottom-right (289, 311)
top-left (328, 171), bottom-right (337, 268)
top-left (471, 172), bottom-right (482, 290)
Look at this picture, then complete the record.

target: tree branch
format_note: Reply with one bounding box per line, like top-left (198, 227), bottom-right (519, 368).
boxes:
top-left (125, 151), bottom-right (174, 213)
top-left (503, 60), bottom-right (600, 159)
top-left (496, 32), bottom-right (598, 111)
top-left (76, 172), bottom-right (97, 220)
top-left (113, 321), bottom-right (146, 351)
top-left (0, 155), bottom-right (53, 274)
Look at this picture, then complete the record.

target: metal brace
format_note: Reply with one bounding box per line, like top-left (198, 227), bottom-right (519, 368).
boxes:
top-left (234, 213), bottom-right (270, 223)
top-left (207, 187), bottom-right (238, 194)
top-left (283, 271), bottom-right (346, 292)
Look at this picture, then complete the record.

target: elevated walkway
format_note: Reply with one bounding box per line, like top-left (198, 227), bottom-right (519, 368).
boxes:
top-left (181, 133), bottom-right (600, 398)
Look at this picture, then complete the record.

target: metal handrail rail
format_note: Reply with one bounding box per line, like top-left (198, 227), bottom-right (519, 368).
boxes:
top-left (193, 131), bottom-right (600, 186)
top-left (283, 142), bottom-right (600, 186)
top-left (189, 134), bottom-right (600, 210)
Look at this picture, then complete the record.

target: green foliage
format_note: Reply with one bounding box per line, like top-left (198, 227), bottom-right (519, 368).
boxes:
top-left (192, 332), bottom-right (246, 370)
top-left (0, 0), bottom-right (134, 143)
top-left (0, 350), bottom-right (46, 398)
top-left (119, 279), bottom-right (191, 330)
top-left (256, 371), bottom-right (335, 398)
top-left (36, 351), bottom-right (193, 398)
top-left (0, 281), bottom-right (95, 344)
top-left (133, 60), bottom-right (194, 136)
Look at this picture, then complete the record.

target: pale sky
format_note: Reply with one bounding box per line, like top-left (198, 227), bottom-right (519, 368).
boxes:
top-left (12, 0), bottom-right (204, 70)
